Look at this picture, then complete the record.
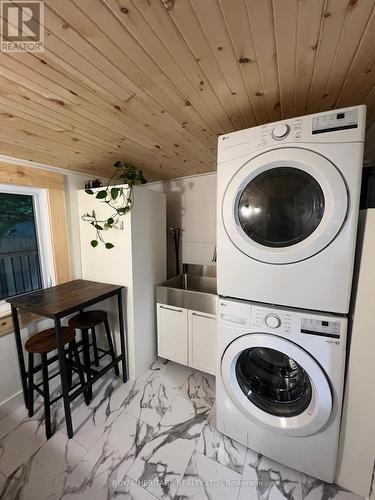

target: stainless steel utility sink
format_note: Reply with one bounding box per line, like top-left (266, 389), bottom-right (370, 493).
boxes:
top-left (161, 274), bottom-right (217, 294)
top-left (156, 269), bottom-right (217, 315)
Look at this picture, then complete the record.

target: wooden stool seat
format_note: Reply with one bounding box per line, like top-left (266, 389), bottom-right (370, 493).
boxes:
top-left (68, 309), bottom-right (119, 383)
top-left (68, 310), bottom-right (107, 329)
top-left (25, 327), bottom-right (75, 354)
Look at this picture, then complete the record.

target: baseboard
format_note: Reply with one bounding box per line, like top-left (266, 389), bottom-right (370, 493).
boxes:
top-left (0, 391), bottom-right (24, 420)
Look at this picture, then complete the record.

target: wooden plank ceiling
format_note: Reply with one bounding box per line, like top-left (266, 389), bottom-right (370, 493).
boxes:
top-left (1, 0), bottom-right (375, 180)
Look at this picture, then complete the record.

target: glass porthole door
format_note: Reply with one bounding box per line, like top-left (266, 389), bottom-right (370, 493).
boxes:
top-left (235, 347), bottom-right (312, 417)
top-left (237, 167), bottom-right (325, 248)
top-left (221, 333), bottom-right (332, 436)
top-left (222, 148), bottom-right (348, 264)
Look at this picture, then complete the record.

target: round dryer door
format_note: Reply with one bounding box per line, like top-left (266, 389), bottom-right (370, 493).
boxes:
top-left (221, 333), bottom-right (332, 436)
top-left (222, 148), bottom-right (348, 264)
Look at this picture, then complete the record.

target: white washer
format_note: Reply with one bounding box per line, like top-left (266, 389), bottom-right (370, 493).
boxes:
top-left (217, 106), bottom-right (366, 313)
top-left (216, 298), bottom-right (347, 483)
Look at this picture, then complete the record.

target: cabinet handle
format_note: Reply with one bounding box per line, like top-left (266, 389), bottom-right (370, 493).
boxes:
top-left (192, 312), bottom-right (212, 319)
top-left (159, 305), bottom-right (183, 313)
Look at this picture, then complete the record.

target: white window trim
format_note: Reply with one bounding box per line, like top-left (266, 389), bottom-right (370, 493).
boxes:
top-left (0, 184), bottom-right (55, 318)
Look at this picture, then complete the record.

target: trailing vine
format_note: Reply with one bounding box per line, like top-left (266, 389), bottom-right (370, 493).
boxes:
top-left (82, 161), bottom-right (147, 249)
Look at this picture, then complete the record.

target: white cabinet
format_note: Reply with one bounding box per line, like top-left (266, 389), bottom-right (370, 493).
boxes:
top-left (188, 310), bottom-right (216, 375)
top-left (157, 304), bottom-right (188, 365)
top-left (156, 304), bottom-right (216, 374)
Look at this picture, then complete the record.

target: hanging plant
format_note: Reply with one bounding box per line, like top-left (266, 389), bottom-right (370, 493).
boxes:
top-left (82, 161), bottom-right (147, 249)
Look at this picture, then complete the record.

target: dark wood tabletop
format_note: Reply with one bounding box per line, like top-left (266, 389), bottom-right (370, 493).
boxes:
top-left (6, 280), bottom-right (123, 319)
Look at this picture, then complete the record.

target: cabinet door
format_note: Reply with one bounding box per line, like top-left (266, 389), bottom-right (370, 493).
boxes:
top-left (188, 310), bottom-right (216, 375)
top-left (157, 304), bottom-right (188, 365)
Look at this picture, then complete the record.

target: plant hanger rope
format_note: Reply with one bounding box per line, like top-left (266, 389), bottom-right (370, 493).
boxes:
top-left (82, 161), bottom-right (147, 249)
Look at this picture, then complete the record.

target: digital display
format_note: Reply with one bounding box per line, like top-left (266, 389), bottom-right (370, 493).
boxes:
top-left (312, 109), bottom-right (358, 134)
top-left (301, 317), bottom-right (340, 339)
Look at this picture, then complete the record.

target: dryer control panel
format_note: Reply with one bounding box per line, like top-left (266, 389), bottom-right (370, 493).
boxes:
top-left (259, 118), bottom-right (303, 147)
top-left (217, 105), bottom-right (365, 164)
top-left (312, 109), bottom-right (358, 135)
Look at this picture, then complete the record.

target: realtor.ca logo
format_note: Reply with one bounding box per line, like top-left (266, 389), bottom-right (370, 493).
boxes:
top-left (1, 1), bottom-right (44, 52)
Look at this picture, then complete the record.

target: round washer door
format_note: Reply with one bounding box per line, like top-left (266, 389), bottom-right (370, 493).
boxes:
top-left (221, 333), bottom-right (332, 436)
top-left (222, 148), bottom-right (348, 264)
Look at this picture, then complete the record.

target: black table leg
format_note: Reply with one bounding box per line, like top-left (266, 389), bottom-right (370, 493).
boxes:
top-left (11, 305), bottom-right (29, 409)
top-left (117, 290), bottom-right (127, 383)
top-left (55, 318), bottom-right (73, 438)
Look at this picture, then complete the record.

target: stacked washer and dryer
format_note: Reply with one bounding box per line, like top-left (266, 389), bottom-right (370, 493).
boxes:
top-left (215, 105), bottom-right (366, 483)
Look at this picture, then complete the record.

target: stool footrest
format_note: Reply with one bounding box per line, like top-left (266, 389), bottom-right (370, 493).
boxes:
top-left (30, 383), bottom-right (44, 398)
top-left (49, 380), bottom-right (84, 406)
top-left (69, 354), bottom-right (123, 403)
top-left (34, 369), bottom-right (61, 387)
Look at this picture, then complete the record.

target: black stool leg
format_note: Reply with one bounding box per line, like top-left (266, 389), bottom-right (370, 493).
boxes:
top-left (104, 318), bottom-right (119, 376)
top-left (41, 353), bottom-right (52, 439)
top-left (28, 352), bottom-right (34, 417)
top-left (82, 329), bottom-right (93, 400)
top-left (71, 339), bottom-right (91, 406)
top-left (91, 327), bottom-right (100, 367)
top-left (67, 345), bottom-right (73, 390)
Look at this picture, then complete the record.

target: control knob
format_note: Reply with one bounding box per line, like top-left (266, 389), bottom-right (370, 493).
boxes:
top-left (265, 314), bottom-right (281, 329)
top-left (272, 123), bottom-right (290, 140)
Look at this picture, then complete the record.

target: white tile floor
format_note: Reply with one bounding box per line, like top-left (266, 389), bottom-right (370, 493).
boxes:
top-left (0, 358), bottom-right (372, 500)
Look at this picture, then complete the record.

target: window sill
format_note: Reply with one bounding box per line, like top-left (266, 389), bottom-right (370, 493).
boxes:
top-left (0, 311), bottom-right (43, 338)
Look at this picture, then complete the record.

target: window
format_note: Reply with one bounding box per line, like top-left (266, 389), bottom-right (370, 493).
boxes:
top-left (0, 185), bottom-right (55, 317)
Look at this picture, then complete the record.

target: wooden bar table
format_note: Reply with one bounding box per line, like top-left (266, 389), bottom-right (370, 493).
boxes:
top-left (7, 279), bottom-right (127, 438)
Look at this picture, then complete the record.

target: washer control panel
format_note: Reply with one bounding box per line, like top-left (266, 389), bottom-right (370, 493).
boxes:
top-left (250, 305), bottom-right (342, 341)
top-left (251, 307), bottom-right (292, 335)
top-left (300, 317), bottom-right (340, 338)
top-left (265, 313), bottom-right (281, 329)
top-left (219, 299), bottom-right (347, 348)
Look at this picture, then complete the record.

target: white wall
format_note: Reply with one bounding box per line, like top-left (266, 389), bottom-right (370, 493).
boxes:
top-left (148, 172), bottom-right (217, 277)
top-left (65, 173), bottom-right (88, 279)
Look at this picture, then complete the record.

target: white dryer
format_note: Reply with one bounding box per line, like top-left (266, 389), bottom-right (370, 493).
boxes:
top-left (216, 298), bottom-right (347, 483)
top-left (217, 106), bottom-right (366, 313)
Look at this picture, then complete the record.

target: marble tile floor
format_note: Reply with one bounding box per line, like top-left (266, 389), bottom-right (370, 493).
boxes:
top-left (0, 358), bottom-right (372, 500)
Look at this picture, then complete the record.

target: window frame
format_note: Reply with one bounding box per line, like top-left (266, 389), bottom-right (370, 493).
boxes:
top-left (0, 184), bottom-right (55, 317)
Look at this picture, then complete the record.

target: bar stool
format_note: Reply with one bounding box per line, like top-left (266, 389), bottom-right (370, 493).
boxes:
top-left (68, 310), bottom-right (119, 398)
top-left (25, 327), bottom-right (89, 439)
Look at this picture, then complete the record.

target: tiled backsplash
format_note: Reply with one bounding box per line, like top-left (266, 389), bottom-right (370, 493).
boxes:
top-left (147, 173), bottom-right (216, 277)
